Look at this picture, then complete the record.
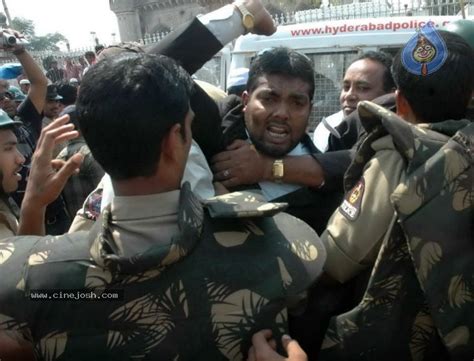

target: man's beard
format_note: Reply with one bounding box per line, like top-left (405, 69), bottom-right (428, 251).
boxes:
top-left (249, 134), bottom-right (298, 158)
top-left (0, 170), bottom-right (6, 196)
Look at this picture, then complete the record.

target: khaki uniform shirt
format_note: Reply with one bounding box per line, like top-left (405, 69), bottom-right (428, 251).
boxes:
top-left (322, 135), bottom-right (405, 283)
top-left (319, 101), bottom-right (474, 360)
top-left (0, 185), bottom-right (326, 360)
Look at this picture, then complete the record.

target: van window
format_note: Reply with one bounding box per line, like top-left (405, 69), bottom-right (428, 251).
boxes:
top-left (307, 51), bottom-right (358, 130)
top-left (379, 47), bottom-right (402, 57)
top-left (194, 56), bottom-right (223, 88)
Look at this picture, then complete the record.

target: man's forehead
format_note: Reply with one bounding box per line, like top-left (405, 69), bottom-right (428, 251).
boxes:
top-left (344, 59), bottom-right (385, 79)
top-left (253, 74), bottom-right (311, 95)
top-left (0, 129), bottom-right (17, 142)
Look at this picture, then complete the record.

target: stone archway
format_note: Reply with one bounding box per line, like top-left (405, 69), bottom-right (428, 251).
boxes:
top-left (149, 22), bottom-right (171, 34)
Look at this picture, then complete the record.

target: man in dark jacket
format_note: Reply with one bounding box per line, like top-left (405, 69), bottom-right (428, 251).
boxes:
top-left (149, 0), bottom-right (344, 234)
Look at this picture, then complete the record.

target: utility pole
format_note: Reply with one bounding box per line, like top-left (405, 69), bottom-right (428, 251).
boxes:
top-left (1, 0), bottom-right (12, 27)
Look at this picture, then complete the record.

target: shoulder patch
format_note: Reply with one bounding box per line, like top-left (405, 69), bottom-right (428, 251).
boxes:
top-left (83, 188), bottom-right (103, 221)
top-left (339, 178), bottom-right (365, 221)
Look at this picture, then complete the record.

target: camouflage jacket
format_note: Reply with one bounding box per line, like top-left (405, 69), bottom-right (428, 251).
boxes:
top-left (319, 101), bottom-right (473, 360)
top-left (0, 185), bottom-right (325, 361)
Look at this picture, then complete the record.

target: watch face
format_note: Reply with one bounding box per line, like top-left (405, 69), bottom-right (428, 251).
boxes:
top-left (243, 14), bottom-right (254, 29)
top-left (273, 162), bottom-right (284, 179)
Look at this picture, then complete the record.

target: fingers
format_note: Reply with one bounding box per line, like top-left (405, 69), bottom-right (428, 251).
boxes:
top-left (211, 160), bottom-right (233, 175)
top-left (211, 151), bottom-right (231, 164)
top-left (250, 330), bottom-right (283, 361)
top-left (50, 159), bottom-right (66, 171)
top-left (36, 117), bottom-right (79, 161)
top-left (247, 346), bottom-right (256, 361)
top-left (248, 0), bottom-right (277, 36)
top-left (213, 167), bottom-right (234, 182)
top-left (53, 153), bottom-right (84, 186)
top-left (213, 181), bottom-right (230, 196)
top-left (211, 141), bottom-right (251, 163)
top-left (51, 159), bottom-right (80, 175)
top-left (50, 129), bottom-right (79, 146)
top-left (39, 114), bottom-right (71, 134)
top-left (281, 335), bottom-right (307, 361)
top-left (221, 177), bottom-right (239, 188)
top-left (226, 139), bottom-right (249, 151)
top-left (35, 127), bottom-right (78, 163)
top-left (251, 329), bottom-right (273, 349)
top-left (36, 115), bottom-right (73, 148)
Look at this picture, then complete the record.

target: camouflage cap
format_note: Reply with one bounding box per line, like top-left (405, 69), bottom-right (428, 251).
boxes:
top-left (0, 108), bottom-right (22, 129)
top-left (7, 86), bottom-right (26, 102)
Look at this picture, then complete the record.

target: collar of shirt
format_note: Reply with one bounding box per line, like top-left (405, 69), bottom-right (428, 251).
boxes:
top-left (110, 190), bottom-right (180, 221)
top-left (89, 184), bottom-right (204, 274)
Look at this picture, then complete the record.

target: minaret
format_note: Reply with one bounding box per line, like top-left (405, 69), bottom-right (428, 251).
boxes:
top-left (109, 0), bottom-right (142, 42)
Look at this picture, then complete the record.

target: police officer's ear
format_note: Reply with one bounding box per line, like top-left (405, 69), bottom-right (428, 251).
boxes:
top-left (242, 90), bottom-right (250, 111)
top-left (395, 89), bottom-right (416, 124)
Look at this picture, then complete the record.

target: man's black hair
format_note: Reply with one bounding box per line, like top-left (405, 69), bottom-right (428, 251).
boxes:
top-left (57, 82), bottom-right (77, 106)
top-left (351, 50), bottom-right (395, 92)
top-left (77, 53), bottom-right (193, 180)
top-left (84, 51), bottom-right (96, 59)
top-left (95, 44), bottom-right (105, 54)
top-left (248, 47), bottom-right (315, 100)
top-left (392, 30), bottom-right (474, 123)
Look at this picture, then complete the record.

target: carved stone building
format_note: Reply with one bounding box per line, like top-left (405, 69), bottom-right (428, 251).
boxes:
top-left (109, 0), bottom-right (312, 42)
top-left (109, 0), bottom-right (230, 42)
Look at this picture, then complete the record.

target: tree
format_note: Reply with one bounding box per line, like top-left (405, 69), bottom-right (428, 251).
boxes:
top-left (295, 0), bottom-right (322, 11)
top-left (265, 3), bottom-right (284, 17)
top-left (11, 17), bottom-right (35, 36)
top-left (10, 16), bottom-right (68, 51)
top-left (29, 33), bottom-right (68, 51)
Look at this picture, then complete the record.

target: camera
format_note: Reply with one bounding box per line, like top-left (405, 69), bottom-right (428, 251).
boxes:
top-left (3, 33), bottom-right (16, 46)
top-left (2, 33), bottom-right (28, 47)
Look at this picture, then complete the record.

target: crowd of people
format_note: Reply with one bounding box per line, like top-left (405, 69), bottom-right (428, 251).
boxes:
top-left (0, 0), bottom-right (472, 360)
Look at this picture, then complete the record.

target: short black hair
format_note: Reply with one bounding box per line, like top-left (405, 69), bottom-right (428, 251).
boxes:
top-left (248, 47), bottom-right (315, 100)
top-left (392, 30), bottom-right (474, 123)
top-left (95, 44), bottom-right (105, 54)
top-left (351, 51), bottom-right (395, 92)
top-left (56, 82), bottom-right (77, 106)
top-left (77, 53), bottom-right (193, 180)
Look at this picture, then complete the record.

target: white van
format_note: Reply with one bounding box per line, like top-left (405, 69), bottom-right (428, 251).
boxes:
top-left (229, 15), bottom-right (471, 129)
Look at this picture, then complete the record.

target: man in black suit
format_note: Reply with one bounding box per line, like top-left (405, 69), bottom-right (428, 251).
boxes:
top-left (147, 0), bottom-right (343, 235)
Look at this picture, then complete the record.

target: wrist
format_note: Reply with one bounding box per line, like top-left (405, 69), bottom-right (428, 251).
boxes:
top-left (20, 201), bottom-right (46, 220)
top-left (271, 158), bottom-right (284, 183)
top-left (261, 156), bottom-right (274, 181)
top-left (21, 196), bottom-right (46, 213)
top-left (232, 1), bottom-right (255, 33)
top-left (13, 47), bottom-right (26, 56)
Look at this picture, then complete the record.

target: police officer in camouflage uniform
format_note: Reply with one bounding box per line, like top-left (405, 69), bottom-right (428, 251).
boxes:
top-left (248, 25), bottom-right (474, 361)
top-left (0, 53), bottom-right (326, 361)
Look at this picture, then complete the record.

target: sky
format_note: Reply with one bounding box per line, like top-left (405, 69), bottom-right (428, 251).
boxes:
top-left (6, 0), bottom-right (120, 50)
